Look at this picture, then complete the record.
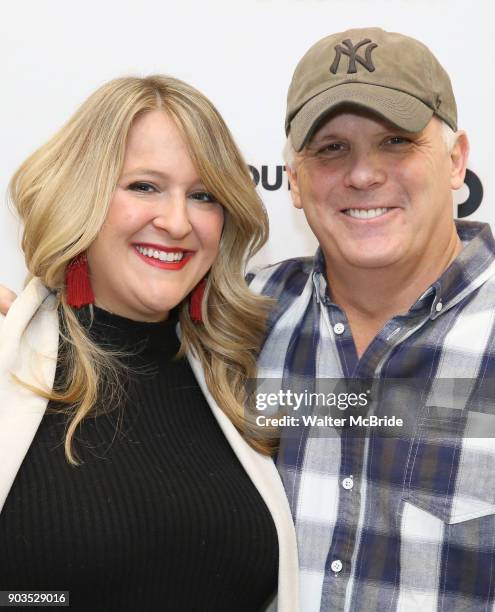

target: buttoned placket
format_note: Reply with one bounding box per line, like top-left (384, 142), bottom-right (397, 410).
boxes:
top-left (313, 275), bottom-right (365, 609)
top-left (314, 271), bottom-right (447, 611)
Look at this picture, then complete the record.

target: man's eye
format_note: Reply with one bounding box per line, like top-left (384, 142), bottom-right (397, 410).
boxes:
top-left (128, 182), bottom-right (157, 193)
top-left (318, 142), bottom-right (344, 153)
top-left (386, 136), bottom-right (411, 145)
top-left (190, 191), bottom-right (217, 203)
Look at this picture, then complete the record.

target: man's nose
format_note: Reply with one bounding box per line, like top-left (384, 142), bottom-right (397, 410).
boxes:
top-left (152, 196), bottom-right (193, 238)
top-left (343, 151), bottom-right (386, 190)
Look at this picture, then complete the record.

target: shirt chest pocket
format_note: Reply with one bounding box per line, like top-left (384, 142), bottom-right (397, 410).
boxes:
top-left (398, 406), bottom-right (495, 604)
top-left (403, 405), bottom-right (495, 524)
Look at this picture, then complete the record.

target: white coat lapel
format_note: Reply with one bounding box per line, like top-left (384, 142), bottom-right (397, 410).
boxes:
top-left (0, 279), bottom-right (59, 513)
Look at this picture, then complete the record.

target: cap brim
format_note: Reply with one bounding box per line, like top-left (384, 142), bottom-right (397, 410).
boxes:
top-left (289, 82), bottom-right (434, 151)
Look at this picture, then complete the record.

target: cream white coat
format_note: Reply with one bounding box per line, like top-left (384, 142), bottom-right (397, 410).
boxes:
top-left (0, 278), bottom-right (299, 611)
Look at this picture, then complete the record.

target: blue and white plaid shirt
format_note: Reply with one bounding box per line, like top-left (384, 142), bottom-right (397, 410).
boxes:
top-left (248, 220), bottom-right (495, 612)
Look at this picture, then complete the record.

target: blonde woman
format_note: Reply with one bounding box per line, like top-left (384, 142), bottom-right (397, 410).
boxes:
top-left (0, 76), bottom-right (298, 611)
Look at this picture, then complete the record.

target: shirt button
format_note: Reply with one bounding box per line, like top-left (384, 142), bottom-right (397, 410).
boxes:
top-left (342, 476), bottom-right (353, 490)
top-left (435, 302), bottom-right (443, 312)
top-left (331, 559), bottom-right (343, 573)
top-left (333, 323), bottom-right (345, 335)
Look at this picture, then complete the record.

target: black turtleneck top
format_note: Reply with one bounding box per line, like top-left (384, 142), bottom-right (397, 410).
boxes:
top-left (0, 306), bottom-right (278, 611)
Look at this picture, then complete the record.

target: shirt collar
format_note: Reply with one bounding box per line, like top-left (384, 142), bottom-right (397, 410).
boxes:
top-left (431, 220), bottom-right (495, 306)
top-left (311, 220), bottom-right (495, 316)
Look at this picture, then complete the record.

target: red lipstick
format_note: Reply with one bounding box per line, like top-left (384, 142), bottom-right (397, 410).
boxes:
top-left (132, 244), bottom-right (193, 270)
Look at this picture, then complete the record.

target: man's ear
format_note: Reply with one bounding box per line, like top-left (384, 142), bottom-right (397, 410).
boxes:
top-left (286, 165), bottom-right (303, 209)
top-left (450, 131), bottom-right (469, 190)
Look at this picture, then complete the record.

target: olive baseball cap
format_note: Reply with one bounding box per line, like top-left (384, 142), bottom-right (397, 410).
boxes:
top-left (286, 27), bottom-right (457, 151)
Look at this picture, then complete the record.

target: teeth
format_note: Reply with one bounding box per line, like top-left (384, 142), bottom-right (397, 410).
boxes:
top-left (135, 246), bottom-right (185, 262)
top-left (344, 207), bottom-right (389, 219)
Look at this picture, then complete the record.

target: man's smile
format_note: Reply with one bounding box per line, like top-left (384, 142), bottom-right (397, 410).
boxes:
top-left (342, 207), bottom-right (394, 220)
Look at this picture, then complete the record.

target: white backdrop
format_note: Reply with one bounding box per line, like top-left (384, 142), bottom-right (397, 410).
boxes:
top-left (1, 0), bottom-right (493, 292)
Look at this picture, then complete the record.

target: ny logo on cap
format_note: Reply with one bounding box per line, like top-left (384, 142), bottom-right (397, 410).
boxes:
top-left (330, 38), bottom-right (378, 74)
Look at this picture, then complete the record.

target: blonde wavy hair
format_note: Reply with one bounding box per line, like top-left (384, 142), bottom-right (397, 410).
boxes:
top-left (9, 75), bottom-right (274, 464)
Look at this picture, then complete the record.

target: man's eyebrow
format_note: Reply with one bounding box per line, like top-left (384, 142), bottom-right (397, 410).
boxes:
top-left (313, 131), bottom-right (341, 140)
top-left (308, 132), bottom-right (343, 146)
top-left (311, 127), bottom-right (419, 144)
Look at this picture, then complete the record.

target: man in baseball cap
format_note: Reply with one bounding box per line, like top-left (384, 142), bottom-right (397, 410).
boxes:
top-left (249, 28), bottom-right (495, 610)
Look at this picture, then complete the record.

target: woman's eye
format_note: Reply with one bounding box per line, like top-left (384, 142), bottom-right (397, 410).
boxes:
top-left (190, 191), bottom-right (217, 203)
top-left (128, 182), bottom-right (157, 193)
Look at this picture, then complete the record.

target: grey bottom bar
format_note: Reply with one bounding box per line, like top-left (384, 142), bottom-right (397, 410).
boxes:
top-left (0, 592), bottom-right (69, 607)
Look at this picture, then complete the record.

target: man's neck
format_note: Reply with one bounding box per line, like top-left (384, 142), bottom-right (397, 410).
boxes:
top-left (325, 231), bottom-right (463, 358)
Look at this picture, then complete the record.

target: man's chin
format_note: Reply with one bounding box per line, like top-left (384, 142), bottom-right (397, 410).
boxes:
top-left (322, 238), bottom-right (403, 269)
top-left (339, 250), bottom-right (404, 272)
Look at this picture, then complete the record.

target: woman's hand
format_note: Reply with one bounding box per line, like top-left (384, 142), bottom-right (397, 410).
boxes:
top-left (0, 286), bottom-right (17, 315)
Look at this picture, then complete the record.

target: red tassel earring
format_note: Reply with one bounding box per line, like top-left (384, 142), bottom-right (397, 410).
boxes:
top-left (66, 252), bottom-right (95, 308)
top-left (189, 278), bottom-right (207, 322)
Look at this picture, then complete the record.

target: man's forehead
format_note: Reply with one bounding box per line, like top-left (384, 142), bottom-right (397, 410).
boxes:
top-left (307, 106), bottom-right (442, 145)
